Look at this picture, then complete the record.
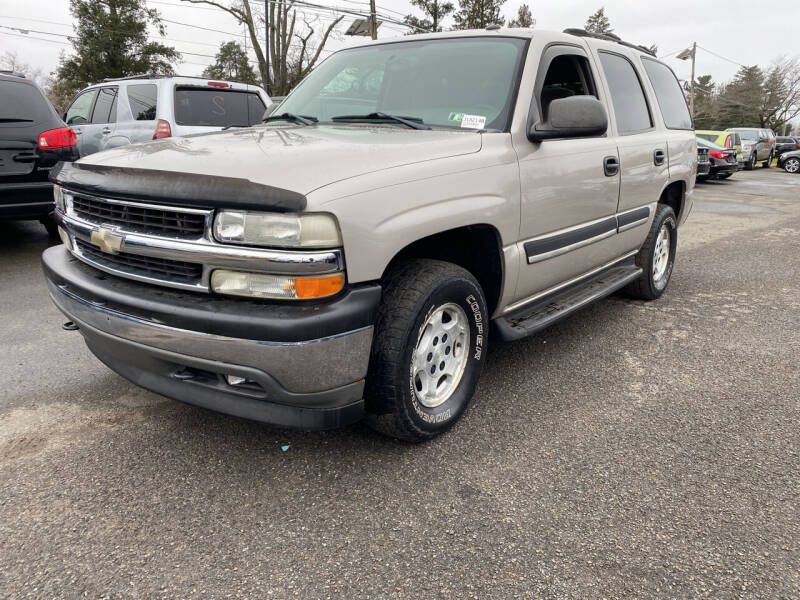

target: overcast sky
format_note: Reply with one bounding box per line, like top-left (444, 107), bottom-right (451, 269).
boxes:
top-left (1, 0), bottom-right (798, 90)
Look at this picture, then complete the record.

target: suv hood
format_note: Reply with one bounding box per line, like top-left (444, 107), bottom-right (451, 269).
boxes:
top-left (81, 124), bottom-right (482, 196)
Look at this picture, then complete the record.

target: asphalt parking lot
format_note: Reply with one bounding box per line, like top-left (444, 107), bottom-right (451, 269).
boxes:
top-left (1, 168), bottom-right (798, 599)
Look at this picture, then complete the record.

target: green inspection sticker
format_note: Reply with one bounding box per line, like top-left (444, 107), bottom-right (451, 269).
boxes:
top-left (448, 112), bottom-right (465, 123)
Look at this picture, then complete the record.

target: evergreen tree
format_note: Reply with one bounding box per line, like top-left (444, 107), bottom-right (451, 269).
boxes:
top-left (584, 7), bottom-right (613, 34)
top-left (404, 0), bottom-right (455, 33)
top-left (55, 0), bottom-right (179, 98)
top-left (453, 0), bottom-right (506, 29)
top-left (202, 41), bottom-right (259, 85)
top-left (508, 4), bottom-right (533, 28)
top-left (718, 65), bottom-right (764, 128)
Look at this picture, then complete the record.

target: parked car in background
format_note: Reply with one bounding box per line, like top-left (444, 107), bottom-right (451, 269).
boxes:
top-left (696, 143), bottom-right (711, 181)
top-left (1, 72), bottom-right (78, 237)
top-left (63, 75), bottom-right (271, 157)
top-left (726, 127), bottom-right (775, 169)
top-left (775, 136), bottom-right (800, 157)
top-left (777, 148), bottom-right (800, 173)
top-left (265, 96), bottom-right (285, 116)
top-left (696, 130), bottom-right (743, 170)
top-left (696, 137), bottom-right (737, 179)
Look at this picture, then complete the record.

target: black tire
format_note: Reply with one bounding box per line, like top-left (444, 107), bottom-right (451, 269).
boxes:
top-left (40, 216), bottom-right (59, 241)
top-left (364, 259), bottom-right (488, 442)
top-left (762, 152), bottom-right (772, 168)
top-left (745, 153), bottom-right (756, 171)
top-left (718, 172), bottom-right (733, 179)
top-left (784, 157), bottom-right (800, 174)
top-left (624, 204), bottom-right (677, 301)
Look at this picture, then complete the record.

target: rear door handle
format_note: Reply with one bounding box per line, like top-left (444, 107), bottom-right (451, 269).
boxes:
top-left (654, 149), bottom-right (666, 166)
top-left (102, 127), bottom-right (112, 134)
top-left (603, 155), bottom-right (620, 176)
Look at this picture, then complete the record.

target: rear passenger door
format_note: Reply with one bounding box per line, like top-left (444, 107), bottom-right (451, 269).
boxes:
top-left (81, 86), bottom-right (118, 156)
top-left (596, 52), bottom-right (669, 218)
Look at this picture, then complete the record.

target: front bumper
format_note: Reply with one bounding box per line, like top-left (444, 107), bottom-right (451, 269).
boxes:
top-left (43, 245), bottom-right (381, 429)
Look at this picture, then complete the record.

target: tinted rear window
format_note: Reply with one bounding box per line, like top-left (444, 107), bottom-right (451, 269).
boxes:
top-left (696, 134), bottom-right (717, 142)
top-left (0, 79), bottom-right (53, 125)
top-left (641, 58), bottom-right (692, 130)
top-left (173, 88), bottom-right (266, 126)
top-left (127, 84), bottom-right (158, 120)
top-left (597, 52), bottom-right (652, 135)
top-left (777, 137), bottom-right (793, 143)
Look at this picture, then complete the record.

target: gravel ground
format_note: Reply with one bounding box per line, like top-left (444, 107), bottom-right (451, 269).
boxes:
top-left (1, 168), bottom-right (798, 599)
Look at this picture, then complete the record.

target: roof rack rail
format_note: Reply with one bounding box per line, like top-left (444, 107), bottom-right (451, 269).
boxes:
top-left (563, 28), bottom-right (656, 57)
top-left (101, 73), bottom-right (235, 83)
top-left (0, 70), bottom-right (26, 78)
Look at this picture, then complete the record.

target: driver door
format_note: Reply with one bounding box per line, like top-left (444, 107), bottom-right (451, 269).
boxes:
top-left (512, 45), bottom-right (621, 301)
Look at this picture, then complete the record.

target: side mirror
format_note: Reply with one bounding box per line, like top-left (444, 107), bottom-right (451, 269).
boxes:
top-left (528, 96), bottom-right (608, 142)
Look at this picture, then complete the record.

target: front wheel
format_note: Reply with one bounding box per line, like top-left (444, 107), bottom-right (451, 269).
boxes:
top-left (762, 152), bottom-right (773, 168)
top-left (624, 204), bottom-right (677, 301)
top-left (364, 259), bottom-right (488, 442)
top-left (783, 157), bottom-right (800, 174)
top-left (745, 153), bottom-right (756, 171)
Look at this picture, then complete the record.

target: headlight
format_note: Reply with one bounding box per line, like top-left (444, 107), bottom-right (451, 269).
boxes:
top-left (213, 210), bottom-right (341, 248)
top-left (53, 185), bottom-right (65, 212)
top-left (211, 270), bottom-right (344, 300)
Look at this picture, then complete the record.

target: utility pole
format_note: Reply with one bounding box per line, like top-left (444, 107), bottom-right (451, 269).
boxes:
top-left (689, 41), bottom-right (696, 120)
top-left (369, 0), bottom-right (377, 39)
top-left (264, 0), bottom-right (271, 95)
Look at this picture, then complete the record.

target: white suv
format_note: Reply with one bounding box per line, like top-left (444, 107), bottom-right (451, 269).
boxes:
top-left (63, 75), bottom-right (271, 157)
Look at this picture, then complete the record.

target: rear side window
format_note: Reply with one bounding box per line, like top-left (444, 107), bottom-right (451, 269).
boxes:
top-left (598, 52), bottom-right (652, 135)
top-left (0, 80), bottom-right (53, 125)
top-left (127, 84), bottom-right (158, 120)
top-left (641, 58), bottom-right (692, 130)
top-left (65, 89), bottom-right (98, 125)
top-left (696, 133), bottom-right (716, 142)
top-left (91, 87), bottom-right (118, 124)
top-left (173, 88), bottom-right (266, 127)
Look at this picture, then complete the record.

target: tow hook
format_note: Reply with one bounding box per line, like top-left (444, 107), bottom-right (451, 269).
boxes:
top-left (62, 321), bottom-right (79, 331)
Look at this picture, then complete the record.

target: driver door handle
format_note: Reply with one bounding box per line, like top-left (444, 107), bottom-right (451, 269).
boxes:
top-left (654, 149), bottom-right (666, 166)
top-left (102, 127), bottom-right (112, 134)
top-left (603, 155), bottom-right (620, 176)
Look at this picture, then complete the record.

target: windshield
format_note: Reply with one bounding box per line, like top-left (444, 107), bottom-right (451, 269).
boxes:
top-left (276, 37), bottom-right (528, 130)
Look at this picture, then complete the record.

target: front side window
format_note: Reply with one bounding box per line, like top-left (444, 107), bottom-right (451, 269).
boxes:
top-left (598, 52), bottom-right (652, 135)
top-left (65, 90), bottom-right (98, 125)
top-left (127, 84), bottom-right (158, 121)
top-left (91, 87), bottom-right (118, 124)
top-left (277, 37), bottom-right (528, 130)
top-left (539, 53), bottom-right (597, 121)
top-left (174, 89), bottom-right (266, 126)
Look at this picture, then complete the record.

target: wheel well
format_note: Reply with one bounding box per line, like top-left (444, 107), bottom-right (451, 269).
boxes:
top-left (382, 225), bottom-right (504, 314)
top-left (659, 181), bottom-right (685, 222)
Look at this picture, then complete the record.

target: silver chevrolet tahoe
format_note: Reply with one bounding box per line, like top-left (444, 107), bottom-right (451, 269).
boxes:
top-left (43, 28), bottom-right (696, 441)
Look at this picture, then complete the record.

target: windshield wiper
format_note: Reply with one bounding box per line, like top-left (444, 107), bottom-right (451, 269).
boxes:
top-left (221, 124), bottom-right (250, 130)
top-left (263, 112), bottom-right (317, 126)
top-left (331, 112), bottom-right (431, 130)
top-left (0, 118), bottom-right (34, 123)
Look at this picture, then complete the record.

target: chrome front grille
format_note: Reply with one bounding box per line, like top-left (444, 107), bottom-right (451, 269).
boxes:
top-left (57, 189), bottom-right (345, 294)
top-left (75, 238), bottom-right (203, 284)
top-left (71, 193), bottom-right (207, 238)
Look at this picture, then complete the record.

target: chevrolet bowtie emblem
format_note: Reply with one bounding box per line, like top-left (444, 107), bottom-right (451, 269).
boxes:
top-left (90, 227), bottom-right (124, 254)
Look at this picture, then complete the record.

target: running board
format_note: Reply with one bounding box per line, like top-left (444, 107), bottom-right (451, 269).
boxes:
top-left (494, 262), bottom-right (643, 341)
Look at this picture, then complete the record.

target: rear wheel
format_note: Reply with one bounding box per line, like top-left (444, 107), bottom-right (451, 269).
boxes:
top-left (762, 152), bottom-right (772, 168)
top-left (624, 204), bottom-right (677, 301)
top-left (364, 259), bottom-right (488, 442)
top-left (784, 157), bottom-right (800, 174)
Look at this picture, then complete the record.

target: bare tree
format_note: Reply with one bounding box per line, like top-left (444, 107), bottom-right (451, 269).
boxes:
top-left (181, 0), bottom-right (342, 95)
top-left (760, 56), bottom-right (800, 130)
top-left (0, 52), bottom-right (46, 86)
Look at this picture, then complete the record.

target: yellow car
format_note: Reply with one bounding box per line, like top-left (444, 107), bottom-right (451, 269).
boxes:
top-left (696, 130), bottom-right (744, 170)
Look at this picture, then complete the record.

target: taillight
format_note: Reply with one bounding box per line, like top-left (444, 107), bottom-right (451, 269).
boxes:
top-left (709, 151), bottom-right (725, 159)
top-left (796, 143), bottom-right (800, 148)
top-left (38, 127), bottom-right (77, 149)
top-left (207, 81), bottom-right (230, 88)
top-left (153, 119), bottom-right (171, 140)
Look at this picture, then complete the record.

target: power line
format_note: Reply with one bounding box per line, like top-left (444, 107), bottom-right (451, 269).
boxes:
top-left (696, 45), bottom-right (747, 68)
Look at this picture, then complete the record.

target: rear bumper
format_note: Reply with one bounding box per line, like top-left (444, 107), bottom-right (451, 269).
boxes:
top-left (43, 245), bottom-right (381, 429)
top-left (0, 181), bottom-right (53, 219)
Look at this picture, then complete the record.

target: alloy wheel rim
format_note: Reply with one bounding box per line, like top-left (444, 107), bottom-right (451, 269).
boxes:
top-left (652, 224), bottom-right (671, 284)
top-left (787, 159), bottom-right (800, 173)
top-left (411, 303), bottom-right (470, 408)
